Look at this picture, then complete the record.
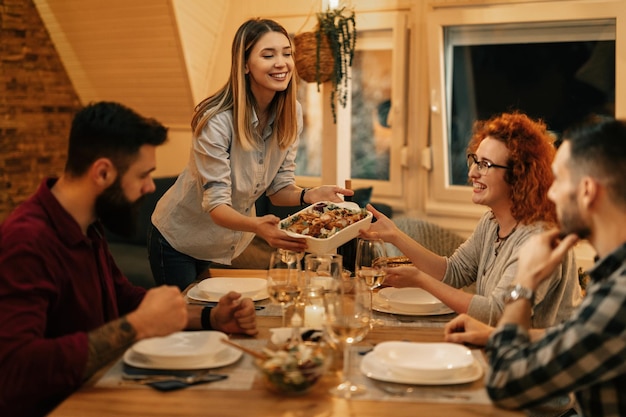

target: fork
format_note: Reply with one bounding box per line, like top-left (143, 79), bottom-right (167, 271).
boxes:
top-left (374, 381), bottom-right (471, 400)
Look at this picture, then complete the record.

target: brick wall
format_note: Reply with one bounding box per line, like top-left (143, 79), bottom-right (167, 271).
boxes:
top-left (0, 0), bottom-right (80, 221)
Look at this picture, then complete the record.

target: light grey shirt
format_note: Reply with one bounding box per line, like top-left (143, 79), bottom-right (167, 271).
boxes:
top-left (443, 212), bottom-right (582, 327)
top-left (152, 104), bottom-right (303, 264)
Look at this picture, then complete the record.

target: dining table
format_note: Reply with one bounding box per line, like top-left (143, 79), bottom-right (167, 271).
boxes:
top-left (49, 268), bottom-right (524, 417)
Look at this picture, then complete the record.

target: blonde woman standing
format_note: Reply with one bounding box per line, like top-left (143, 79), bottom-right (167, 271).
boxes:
top-left (150, 18), bottom-right (350, 290)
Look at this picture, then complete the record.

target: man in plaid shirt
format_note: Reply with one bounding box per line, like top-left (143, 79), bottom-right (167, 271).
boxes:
top-left (444, 115), bottom-right (626, 417)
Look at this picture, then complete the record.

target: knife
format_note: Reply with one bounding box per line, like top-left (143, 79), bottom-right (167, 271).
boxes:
top-left (187, 300), bottom-right (265, 310)
top-left (122, 372), bottom-right (228, 384)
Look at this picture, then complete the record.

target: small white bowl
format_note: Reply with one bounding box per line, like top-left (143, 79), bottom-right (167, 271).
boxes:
top-left (196, 277), bottom-right (266, 299)
top-left (379, 287), bottom-right (444, 314)
top-left (373, 341), bottom-right (474, 380)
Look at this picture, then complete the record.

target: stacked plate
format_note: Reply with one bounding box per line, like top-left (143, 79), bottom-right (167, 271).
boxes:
top-left (123, 331), bottom-right (242, 370)
top-left (360, 341), bottom-right (482, 385)
top-left (188, 277), bottom-right (269, 302)
top-left (374, 287), bottom-right (453, 316)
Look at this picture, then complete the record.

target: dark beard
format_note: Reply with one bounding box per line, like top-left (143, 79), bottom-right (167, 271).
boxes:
top-left (558, 193), bottom-right (591, 240)
top-left (95, 179), bottom-right (145, 238)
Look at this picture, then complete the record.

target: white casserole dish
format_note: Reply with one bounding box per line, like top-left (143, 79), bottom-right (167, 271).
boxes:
top-left (278, 201), bottom-right (373, 254)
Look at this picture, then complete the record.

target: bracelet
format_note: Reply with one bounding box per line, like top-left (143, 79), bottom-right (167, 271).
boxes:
top-left (201, 307), bottom-right (214, 330)
top-left (299, 188), bottom-right (310, 206)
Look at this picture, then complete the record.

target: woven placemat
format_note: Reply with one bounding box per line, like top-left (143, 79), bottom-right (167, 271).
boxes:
top-left (96, 339), bottom-right (267, 391)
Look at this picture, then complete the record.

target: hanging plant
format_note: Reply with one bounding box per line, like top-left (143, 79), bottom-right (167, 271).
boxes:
top-left (294, 7), bottom-right (356, 123)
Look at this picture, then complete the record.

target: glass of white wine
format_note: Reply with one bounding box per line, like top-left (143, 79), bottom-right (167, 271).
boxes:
top-left (355, 238), bottom-right (387, 323)
top-left (267, 249), bottom-right (304, 328)
top-left (323, 276), bottom-right (371, 398)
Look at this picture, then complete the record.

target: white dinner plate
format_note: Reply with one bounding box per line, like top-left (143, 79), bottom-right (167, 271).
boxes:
top-left (123, 344), bottom-right (243, 370)
top-left (196, 277), bottom-right (267, 299)
top-left (372, 292), bottom-right (454, 316)
top-left (379, 287), bottom-right (445, 314)
top-left (131, 331), bottom-right (227, 367)
top-left (187, 282), bottom-right (269, 303)
top-left (372, 341), bottom-right (474, 380)
top-left (360, 351), bottom-right (483, 385)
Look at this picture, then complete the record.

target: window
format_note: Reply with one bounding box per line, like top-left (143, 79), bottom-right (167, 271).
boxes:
top-left (447, 21), bottom-right (615, 185)
top-left (351, 36), bottom-right (393, 181)
top-left (427, 1), bottom-right (624, 210)
top-left (294, 11), bottom-right (408, 197)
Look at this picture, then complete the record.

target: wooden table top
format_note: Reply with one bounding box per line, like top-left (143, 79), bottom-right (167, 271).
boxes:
top-left (49, 269), bottom-right (523, 417)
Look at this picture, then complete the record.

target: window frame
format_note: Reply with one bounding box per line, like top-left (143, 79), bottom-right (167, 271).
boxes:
top-left (425, 0), bottom-right (626, 218)
top-left (284, 11), bottom-right (409, 197)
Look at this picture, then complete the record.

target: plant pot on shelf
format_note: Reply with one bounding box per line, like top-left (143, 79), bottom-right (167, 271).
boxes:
top-left (294, 31), bottom-right (334, 84)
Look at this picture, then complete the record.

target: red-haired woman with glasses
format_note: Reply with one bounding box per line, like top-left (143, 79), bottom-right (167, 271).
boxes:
top-left (362, 112), bottom-right (582, 328)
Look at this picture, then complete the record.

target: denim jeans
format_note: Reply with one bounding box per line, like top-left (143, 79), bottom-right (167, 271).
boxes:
top-left (148, 224), bottom-right (212, 291)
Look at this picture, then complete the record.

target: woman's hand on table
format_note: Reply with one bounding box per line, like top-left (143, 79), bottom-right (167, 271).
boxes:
top-left (444, 314), bottom-right (494, 347)
top-left (211, 292), bottom-right (258, 336)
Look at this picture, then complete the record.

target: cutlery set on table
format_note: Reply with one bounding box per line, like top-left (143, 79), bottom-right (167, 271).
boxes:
top-left (121, 366), bottom-right (228, 391)
top-left (118, 277), bottom-right (274, 390)
top-left (120, 330), bottom-right (240, 390)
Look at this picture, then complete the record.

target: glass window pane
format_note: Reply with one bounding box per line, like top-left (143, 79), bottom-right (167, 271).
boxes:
top-left (295, 83), bottom-right (322, 177)
top-left (350, 49), bottom-right (392, 180)
top-left (446, 21), bottom-right (616, 186)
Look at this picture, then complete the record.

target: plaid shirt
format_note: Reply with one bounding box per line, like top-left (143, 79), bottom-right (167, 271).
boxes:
top-left (485, 243), bottom-right (626, 417)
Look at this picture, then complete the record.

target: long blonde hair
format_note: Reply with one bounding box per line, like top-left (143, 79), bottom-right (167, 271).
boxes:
top-left (191, 18), bottom-right (298, 151)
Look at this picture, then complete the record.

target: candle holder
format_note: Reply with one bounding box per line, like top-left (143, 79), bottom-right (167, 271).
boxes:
top-left (302, 285), bottom-right (325, 329)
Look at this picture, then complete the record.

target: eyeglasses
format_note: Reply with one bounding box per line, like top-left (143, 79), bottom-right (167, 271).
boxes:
top-left (467, 154), bottom-right (510, 175)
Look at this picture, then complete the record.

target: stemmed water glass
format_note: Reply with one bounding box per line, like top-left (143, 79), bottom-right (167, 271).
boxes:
top-left (354, 238), bottom-right (388, 324)
top-left (267, 249), bottom-right (304, 328)
top-left (323, 275), bottom-right (371, 397)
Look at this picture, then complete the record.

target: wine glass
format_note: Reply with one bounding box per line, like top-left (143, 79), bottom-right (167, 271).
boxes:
top-left (304, 253), bottom-right (343, 291)
top-left (267, 249), bottom-right (304, 328)
top-left (354, 238), bottom-right (388, 323)
top-left (323, 275), bottom-right (371, 397)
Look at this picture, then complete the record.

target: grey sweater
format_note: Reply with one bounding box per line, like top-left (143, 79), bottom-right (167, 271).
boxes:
top-left (442, 212), bottom-right (582, 327)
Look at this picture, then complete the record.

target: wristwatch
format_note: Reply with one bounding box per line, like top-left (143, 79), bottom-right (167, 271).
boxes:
top-left (505, 284), bottom-right (534, 304)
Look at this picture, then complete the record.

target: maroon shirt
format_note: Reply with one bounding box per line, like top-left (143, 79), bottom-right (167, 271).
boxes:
top-left (0, 178), bottom-right (146, 416)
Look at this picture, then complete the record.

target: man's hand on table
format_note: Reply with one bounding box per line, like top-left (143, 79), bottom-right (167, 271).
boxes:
top-left (129, 287), bottom-right (258, 339)
top-left (444, 314), bottom-right (494, 347)
top-left (128, 285), bottom-right (189, 340)
top-left (211, 292), bottom-right (258, 336)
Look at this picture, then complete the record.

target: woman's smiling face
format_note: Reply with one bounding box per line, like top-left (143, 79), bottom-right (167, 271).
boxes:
top-left (245, 31), bottom-right (293, 102)
top-left (469, 137), bottom-right (512, 211)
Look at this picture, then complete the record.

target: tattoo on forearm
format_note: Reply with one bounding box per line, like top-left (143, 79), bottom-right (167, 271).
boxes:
top-left (83, 316), bottom-right (137, 380)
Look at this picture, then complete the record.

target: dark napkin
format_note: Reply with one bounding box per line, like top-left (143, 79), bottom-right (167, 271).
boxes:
top-left (122, 363), bottom-right (228, 391)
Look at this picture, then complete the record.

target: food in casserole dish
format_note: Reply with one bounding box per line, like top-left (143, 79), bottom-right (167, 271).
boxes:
top-left (280, 202), bottom-right (368, 239)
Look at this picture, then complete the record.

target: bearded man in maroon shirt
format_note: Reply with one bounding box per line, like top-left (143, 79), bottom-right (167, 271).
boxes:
top-left (0, 102), bottom-right (258, 417)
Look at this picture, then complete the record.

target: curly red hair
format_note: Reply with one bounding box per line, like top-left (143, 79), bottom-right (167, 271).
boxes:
top-left (467, 112), bottom-right (557, 225)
